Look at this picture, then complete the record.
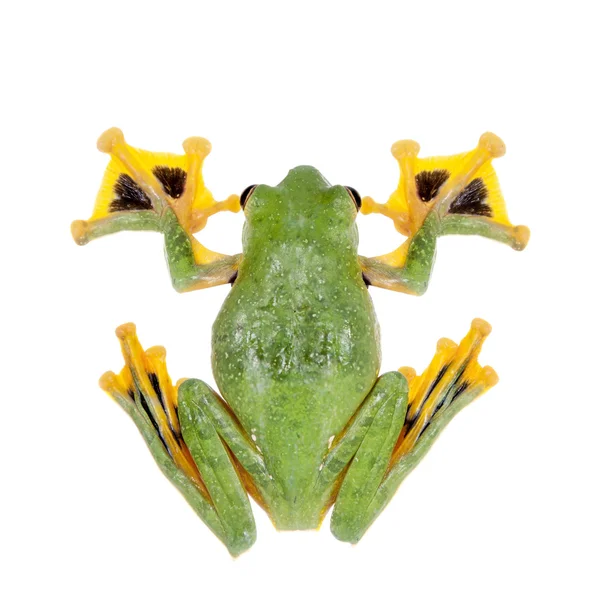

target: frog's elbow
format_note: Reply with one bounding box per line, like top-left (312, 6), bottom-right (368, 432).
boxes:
top-left (410, 281), bottom-right (428, 296)
top-left (171, 277), bottom-right (190, 294)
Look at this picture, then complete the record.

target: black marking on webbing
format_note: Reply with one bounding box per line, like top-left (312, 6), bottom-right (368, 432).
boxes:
top-left (420, 363), bottom-right (449, 407)
top-left (406, 346), bottom-right (477, 447)
top-left (148, 372), bottom-right (166, 413)
top-left (408, 360), bottom-right (469, 441)
top-left (362, 272), bottom-right (371, 287)
top-left (419, 379), bottom-right (471, 441)
top-left (228, 271), bottom-right (238, 285)
top-left (148, 371), bottom-right (185, 444)
top-left (432, 358), bottom-right (470, 415)
top-left (447, 359), bottom-right (470, 399)
top-left (415, 169), bottom-right (450, 203)
top-left (451, 380), bottom-right (470, 401)
top-left (417, 419), bottom-right (431, 440)
top-left (110, 174), bottom-right (153, 212)
top-left (432, 380), bottom-right (470, 423)
top-left (132, 386), bottom-right (168, 450)
top-left (152, 166), bottom-right (187, 199)
top-left (404, 363), bottom-right (450, 431)
top-left (449, 178), bottom-right (492, 217)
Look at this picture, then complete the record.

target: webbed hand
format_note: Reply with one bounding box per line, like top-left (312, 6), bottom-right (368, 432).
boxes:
top-left (360, 133), bottom-right (530, 294)
top-left (71, 128), bottom-right (241, 291)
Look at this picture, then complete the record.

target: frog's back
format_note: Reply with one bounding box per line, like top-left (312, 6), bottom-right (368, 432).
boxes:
top-left (212, 167), bottom-right (380, 515)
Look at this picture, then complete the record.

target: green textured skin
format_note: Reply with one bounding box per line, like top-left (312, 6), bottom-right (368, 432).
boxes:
top-left (212, 167), bottom-right (381, 528)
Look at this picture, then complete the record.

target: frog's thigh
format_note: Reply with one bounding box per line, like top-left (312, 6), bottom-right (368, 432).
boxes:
top-left (330, 371), bottom-right (408, 544)
top-left (179, 379), bottom-right (279, 509)
top-left (178, 379), bottom-right (257, 556)
top-left (101, 325), bottom-right (258, 556)
top-left (330, 319), bottom-right (499, 544)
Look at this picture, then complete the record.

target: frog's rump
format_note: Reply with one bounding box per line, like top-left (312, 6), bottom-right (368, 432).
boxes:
top-left (212, 280), bottom-right (380, 495)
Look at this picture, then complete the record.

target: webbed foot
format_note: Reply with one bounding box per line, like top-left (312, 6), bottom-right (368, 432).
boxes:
top-left (360, 133), bottom-right (529, 281)
top-left (100, 323), bottom-right (258, 556)
top-left (72, 128), bottom-right (239, 249)
top-left (72, 129), bottom-right (242, 290)
top-left (392, 318), bottom-right (498, 463)
top-left (316, 319), bottom-right (498, 543)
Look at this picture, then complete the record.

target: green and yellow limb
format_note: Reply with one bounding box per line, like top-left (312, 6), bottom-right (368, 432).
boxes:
top-left (316, 319), bottom-right (497, 543)
top-left (100, 323), bottom-right (267, 556)
top-left (392, 318), bottom-right (497, 462)
top-left (360, 133), bottom-right (530, 293)
top-left (71, 128), bottom-right (241, 291)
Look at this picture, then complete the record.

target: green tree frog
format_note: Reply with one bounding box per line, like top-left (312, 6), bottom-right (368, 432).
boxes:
top-left (72, 128), bottom-right (529, 555)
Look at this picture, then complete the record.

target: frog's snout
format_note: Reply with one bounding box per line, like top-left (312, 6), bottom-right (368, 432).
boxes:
top-left (279, 165), bottom-right (331, 190)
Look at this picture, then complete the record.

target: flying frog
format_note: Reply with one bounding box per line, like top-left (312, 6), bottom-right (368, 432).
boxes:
top-left (72, 128), bottom-right (529, 556)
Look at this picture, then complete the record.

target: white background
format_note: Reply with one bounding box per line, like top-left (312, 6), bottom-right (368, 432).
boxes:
top-left (1, 1), bottom-right (599, 598)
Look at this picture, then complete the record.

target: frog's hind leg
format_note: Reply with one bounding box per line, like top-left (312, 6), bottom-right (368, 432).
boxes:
top-left (315, 319), bottom-right (498, 544)
top-left (177, 379), bottom-right (282, 529)
top-left (100, 323), bottom-right (269, 556)
top-left (315, 371), bottom-right (410, 538)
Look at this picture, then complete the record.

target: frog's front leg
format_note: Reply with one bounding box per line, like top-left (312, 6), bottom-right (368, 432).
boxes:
top-left (360, 133), bottom-right (530, 294)
top-left (101, 324), bottom-right (277, 556)
top-left (315, 319), bottom-right (498, 544)
top-left (71, 128), bottom-right (241, 291)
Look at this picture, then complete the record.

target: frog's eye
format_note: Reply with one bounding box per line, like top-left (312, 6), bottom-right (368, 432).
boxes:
top-left (240, 185), bottom-right (258, 208)
top-left (345, 186), bottom-right (362, 210)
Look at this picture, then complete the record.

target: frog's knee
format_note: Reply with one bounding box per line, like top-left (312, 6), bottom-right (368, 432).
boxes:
top-left (178, 378), bottom-right (214, 410)
top-left (375, 370), bottom-right (409, 398)
top-left (331, 519), bottom-right (364, 545)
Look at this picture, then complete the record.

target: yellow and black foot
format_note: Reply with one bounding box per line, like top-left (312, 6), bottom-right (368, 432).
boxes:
top-left (99, 323), bottom-right (208, 495)
top-left (99, 324), bottom-right (258, 555)
top-left (314, 319), bottom-right (498, 543)
top-left (72, 128), bottom-right (242, 291)
top-left (361, 133), bottom-right (529, 268)
top-left (321, 319), bottom-right (500, 543)
top-left (392, 318), bottom-right (498, 463)
top-left (71, 128), bottom-right (240, 264)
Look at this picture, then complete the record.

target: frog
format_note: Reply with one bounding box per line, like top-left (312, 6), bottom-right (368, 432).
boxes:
top-left (72, 128), bottom-right (529, 556)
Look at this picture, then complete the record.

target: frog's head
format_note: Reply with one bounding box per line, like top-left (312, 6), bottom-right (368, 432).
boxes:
top-left (240, 166), bottom-right (361, 251)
